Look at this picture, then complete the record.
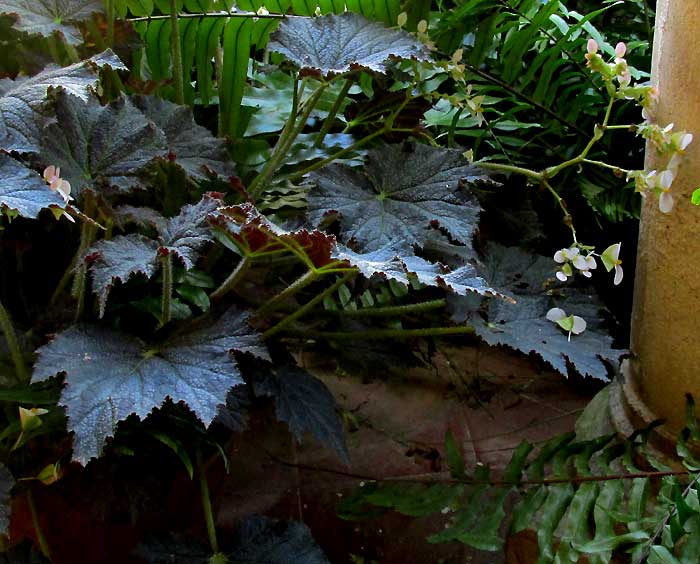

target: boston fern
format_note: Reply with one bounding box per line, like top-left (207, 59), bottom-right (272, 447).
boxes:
top-left (0, 0), bottom-right (680, 562)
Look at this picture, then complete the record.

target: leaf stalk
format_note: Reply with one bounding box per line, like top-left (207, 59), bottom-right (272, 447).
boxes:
top-left (0, 300), bottom-right (28, 382)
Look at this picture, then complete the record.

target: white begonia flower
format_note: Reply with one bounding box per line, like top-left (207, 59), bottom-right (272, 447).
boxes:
top-left (586, 39), bottom-right (598, 55)
top-left (553, 246), bottom-right (584, 281)
top-left (546, 307), bottom-right (587, 341)
top-left (601, 243), bottom-right (623, 285)
top-left (573, 254), bottom-right (597, 278)
top-left (645, 169), bottom-right (675, 213)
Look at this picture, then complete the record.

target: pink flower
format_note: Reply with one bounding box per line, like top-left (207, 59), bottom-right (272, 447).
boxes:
top-left (43, 166), bottom-right (73, 204)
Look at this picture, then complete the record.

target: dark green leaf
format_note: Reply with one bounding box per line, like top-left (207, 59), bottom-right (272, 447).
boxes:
top-left (250, 363), bottom-right (349, 464)
top-left (32, 307), bottom-right (268, 464)
top-left (228, 515), bottom-right (329, 564)
top-left (0, 49), bottom-right (126, 153)
top-left (451, 245), bottom-right (624, 380)
top-left (149, 432), bottom-right (194, 479)
top-left (131, 95), bottom-right (235, 180)
top-left (41, 91), bottom-right (167, 197)
top-left (308, 143), bottom-right (490, 252)
top-left (157, 194), bottom-right (221, 269)
top-left (134, 534), bottom-right (210, 564)
top-left (0, 153), bottom-right (64, 218)
top-left (1, 0), bottom-right (104, 44)
top-left (86, 234), bottom-right (160, 317)
top-left (268, 12), bottom-right (430, 76)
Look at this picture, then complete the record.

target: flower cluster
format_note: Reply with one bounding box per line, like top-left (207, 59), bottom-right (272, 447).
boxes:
top-left (585, 40), bottom-right (631, 92)
top-left (553, 246), bottom-right (596, 281)
top-left (553, 243), bottom-right (623, 286)
top-left (629, 123), bottom-right (693, 213)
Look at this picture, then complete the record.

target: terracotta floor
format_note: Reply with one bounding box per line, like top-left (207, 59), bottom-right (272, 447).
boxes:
top-left (216, 343), bottom-right (601, 564)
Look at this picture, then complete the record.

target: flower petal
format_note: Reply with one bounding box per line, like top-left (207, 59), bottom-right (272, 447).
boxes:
top-left (554, 250), bottom-right (566, 263)
top-left (587, 38), bottom-right (598, 54)
top-left (546, 307), bottom-right (566, 322)
top-left (615, 42), bottom-right (626, 58)
top-left (556, 271), bottom-right (568, 282)
top-left (659, 191), bottom-right (674, 213)
top-left (614, 264), bottom-right (623, 285)
top-left (571, 316), bottom-right (587, 334)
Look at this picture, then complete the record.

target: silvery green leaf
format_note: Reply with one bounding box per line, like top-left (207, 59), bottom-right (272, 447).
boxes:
top-left (0, 153), bottom-right (64, 218)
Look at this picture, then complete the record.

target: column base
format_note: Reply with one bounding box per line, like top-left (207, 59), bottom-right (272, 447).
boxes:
top-left (609, 359), bottom-right (682, 464)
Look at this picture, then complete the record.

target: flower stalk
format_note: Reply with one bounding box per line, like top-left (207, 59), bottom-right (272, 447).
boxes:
top-left (0, 300), bottom-right (28, 382)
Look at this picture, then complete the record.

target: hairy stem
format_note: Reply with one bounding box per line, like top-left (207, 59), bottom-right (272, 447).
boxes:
top-left (582, 158), bottom-right (632, 175)
top-left (71, 198), bottom-right (98, 321)
top-left (160, 254), bottom-right (173, 326)
top-left (249, 81), bottom-right (329, 199)
top-left (315, 78), bottom-right (353, 147)
top-left (339, 299), bottom-right (447, 318)
top-left (210, 256), bottom-right (250, 301)
top-left (0, 300), bottom-right (27, 382)
top-left (476, 161), bottom-right (542, 181)
top-left (196, 449), bottom-right (219, 555)
top-left (256, 270), bottom-right (318, 316)
top-left (27, 489), bottom-right (51, 561)
top-left (169, 0), bottom-right (185, 105)
top-left (263, 272), bottom-right (356, 339)
top-left (287, 326), bottom-right (476, 340)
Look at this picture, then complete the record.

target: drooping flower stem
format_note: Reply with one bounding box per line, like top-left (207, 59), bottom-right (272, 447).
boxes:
top-left (314, 77), bottom-right (353, 148)
top-left (263, 272), bottom-right (356, 339)
top-left (169, 0), bottom-right (185, 105)
top-left (336, 299), bottom-right (447, 318)
top-left (0, 299), bottom-right (27, 382)
top-left (160, 254), bottom-right (174, 326)
top-left (27, 488), bottom-right (52, 561)
top-left (196, 449), bottom-right (219, 555)
top-left (210, 256), bottom-right (250, 301)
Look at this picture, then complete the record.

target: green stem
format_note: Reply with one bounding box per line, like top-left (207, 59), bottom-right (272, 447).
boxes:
top-left (46, 35), bottom-right (63, 65)
top-left (339, 299), bottom-right (446, 318)
top-left (160, 254), bottom-right (173, 326)
top-left (169, 0), bottom-right (185, 105)
top-left (286, 127), bottom-right (387, 181)
top-left (71, 201), bottom-right (98, 322)
top-left (582, 158), bottom-right (632, 175)
top-left (256, 270), bottom-right (318, 316)
top-left (27, 489), bottom-right (52, 561)
top-left (315, 78), bottom-right (353, 148)
top-left (196, 449), bottom-right (219, 555)
top-left (0, 300), bottom-right (28, 382)
top-left (63, 42), bottom-right (80, 64)
top-left (210, 256), bottom-right (250, 301)
top-left (249, 81), bottom-right (329, 199)
top-left (544, 96), bottom-right (615, 180)
top-left (128, 11), bottom-right (287, 22)
top-left (263, 272), bottom-right (356, 339)
top-left (476, 161), bottom-right (542, 182)
top-left (287, 326), bottom-right (476, 340)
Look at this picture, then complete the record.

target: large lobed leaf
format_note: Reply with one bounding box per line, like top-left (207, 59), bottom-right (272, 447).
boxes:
top-left (1, 0), bottom-right (104, 45)
top-left (333, 241), bottom-right (506, 300)
top-left (250, 363), bottom-right (349, 464)
top-left (41, 91), bottom-right (167, 197)
top-left (450, 245), bottom-right (624, 380)
top-left (0, 153), bottom-right (65, 218)
top-left (87, 195), bottom-right (221, 316)
top-left (268, 12), bottom-right (431, 76)
top-left (32, 308), bottom-right (268, 464)
top-left (131, 95), bottom-right (235, 180)
top-left (307, 143), bottom-right (491, 252)
top-left (0, 49), bottom-right (125, 153)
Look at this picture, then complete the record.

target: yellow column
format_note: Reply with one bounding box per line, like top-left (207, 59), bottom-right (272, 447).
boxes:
top-left (614, 0), bottom-right (700, 439)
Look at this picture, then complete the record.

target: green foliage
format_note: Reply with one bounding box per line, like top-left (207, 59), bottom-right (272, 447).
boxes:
top-left (339, 402), bottom-right (700, 562)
